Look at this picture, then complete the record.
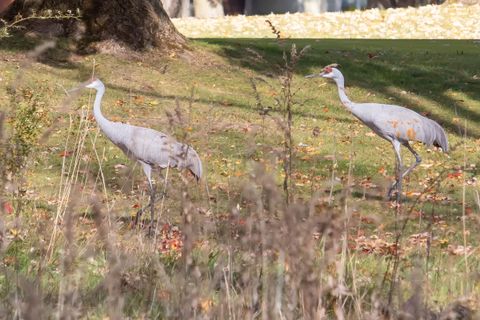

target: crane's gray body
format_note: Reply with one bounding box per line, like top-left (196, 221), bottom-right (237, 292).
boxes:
top-left (350, 102), bottom-right (448, 150)
top-left (306, 66), bottom-right (448, 198)
top-left (83, 78), bottom-right (202, 227)
top-left (102, 121), bottom-right (202, 180)
top-left (86, 79), bottom-right (202, 186)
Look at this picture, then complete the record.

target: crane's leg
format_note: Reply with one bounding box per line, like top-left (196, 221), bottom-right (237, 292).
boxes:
top-left (149, 183), bottom-right (157, 233)
top-left (134, 162), bottom-right (156, 228)
top-left (401, 142), bottom-right (422, 180)
top-left (388, 142), bottom-right (422, 198)
top-left (387, 140), bottom-right (403, 199)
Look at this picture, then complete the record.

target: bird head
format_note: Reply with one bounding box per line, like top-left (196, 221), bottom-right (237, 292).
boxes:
top-left (84, 78), bottom-right (104, 90)
top-left (68, 77), bottom-right (104, 94)
top-left (305, 63), bottom-right (341, 80)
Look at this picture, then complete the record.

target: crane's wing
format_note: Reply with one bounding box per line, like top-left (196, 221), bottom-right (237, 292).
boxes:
top-left (352, 103), bottom-right (448, 152)
top-left (106, 123), bottom-right (203, 180)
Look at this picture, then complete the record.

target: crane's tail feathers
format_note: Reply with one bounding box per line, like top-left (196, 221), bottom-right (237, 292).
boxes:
top-left (189, 169), bottom-right (202, 182)
top-left (187, 149), bottom-right (203, 181)
top-left (431, 121), bottom-right (449, 153)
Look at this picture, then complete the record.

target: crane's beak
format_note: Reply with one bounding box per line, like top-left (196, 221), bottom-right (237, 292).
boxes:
top-left (67, 86), bottom-right (82, 95)
top-left (67, 79), bottom-right (96, 95)
top-left (305, 72), bottom-right (325, 79)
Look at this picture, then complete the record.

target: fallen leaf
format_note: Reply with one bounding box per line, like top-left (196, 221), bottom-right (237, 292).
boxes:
top-left (59, 151), bottom-right (72, 158)
top-left (447, 171), bottom-right (462, 179)
top-left (200, 299), bottom-right (213, 312)
top-left (3, 202), bottom-right (13, 214)
top-left (133, 96), bottom-right (145, 104)
top-left (233, 171), bottom-right (243, 177)
top-left (447, 245), bottom-right (472, 256)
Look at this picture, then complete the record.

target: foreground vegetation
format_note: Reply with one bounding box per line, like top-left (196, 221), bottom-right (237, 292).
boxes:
top-left (0, 35), bottom-right (479, 318)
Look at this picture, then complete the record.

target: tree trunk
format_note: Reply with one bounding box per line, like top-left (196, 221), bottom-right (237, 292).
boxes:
top-left (245, 0), bottom-right (302, 15)
top-left (83, 0), bottom-right (187, 49)
top-left (193, 0), bottom-right (224, 18)
top-left (162, 0), bottom-right (181, 17)
top-left (0, 0), bottom-right (14, 14)
top-left (224, 0), bottom-right (245, 15)
top-left (161, 0), bottom-right (191, 17)
top-left (4, 0), bottom-right (187, 51)
top-left (179, 0), bottom-right (191, 17)
top-left (304, 0), bottom-right (321, 13)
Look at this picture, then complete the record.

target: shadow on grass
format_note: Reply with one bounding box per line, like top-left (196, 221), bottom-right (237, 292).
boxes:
top-left (98, 82), bottom-right (358, 125)
top-left (0, 33), bottom-right (82, 69)
top-left (199, 38), bottom-right (480, 138)
top-left (6, 36), bottom-right (477, 138)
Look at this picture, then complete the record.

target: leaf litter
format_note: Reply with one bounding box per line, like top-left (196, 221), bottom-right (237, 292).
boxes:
top-left (173, 4), bottom-right (480, 39)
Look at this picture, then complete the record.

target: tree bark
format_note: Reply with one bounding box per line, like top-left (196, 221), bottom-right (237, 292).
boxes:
top-left (193, 0), bottom-right (224, 18)
top-left (224, 0), bottom-right (245, 15)
top-left (161, 0), bottom-right (191, 17)
top-left (179, 0), bottom-right (191, 17)
top-left (0, 0), bottom-right (15, 14)
top-left (4, 0), bottom-right (187, 51)
top-left (83, 0), bottom-right (186, 49)
top-left (162, 0), bottom-right (181, 17)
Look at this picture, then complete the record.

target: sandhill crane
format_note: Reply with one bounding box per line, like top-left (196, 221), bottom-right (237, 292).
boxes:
top-left (79, 78), bottom-right (202, 228)
top-left (306, 65), bottom-right (448, 199)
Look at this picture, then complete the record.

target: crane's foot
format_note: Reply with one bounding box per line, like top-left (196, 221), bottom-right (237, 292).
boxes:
top-left (131, 190), bottom-right (167, 232)
top-left (387, 183), bottom-right (399, 200)
top-left (133, 207), bottom-right (146, 227)
top-left (387, 189), bottom-right (394, 200)
top-left (147, 222), bottom-right (156, 237)
top-left (132, 213), bottom-right (158, 236)
top-left (132, 208), bottom-right (156, 232)
top-left (132, 198), bottom-right (163, 228)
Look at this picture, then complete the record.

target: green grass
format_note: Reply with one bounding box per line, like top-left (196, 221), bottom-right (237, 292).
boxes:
top-left (0, 37), bottom-right (479, 317)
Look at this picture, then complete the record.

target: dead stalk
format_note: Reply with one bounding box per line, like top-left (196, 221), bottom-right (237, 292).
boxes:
top-left (461, 120), bottom-right (469, 291)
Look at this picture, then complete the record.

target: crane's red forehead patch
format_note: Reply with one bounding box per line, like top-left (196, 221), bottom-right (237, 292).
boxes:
top-left (324, 66), bottom-right (333, 73)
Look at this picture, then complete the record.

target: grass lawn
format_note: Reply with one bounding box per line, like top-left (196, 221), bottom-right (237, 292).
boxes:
top-left (0, 36), bottom-right (479, 318)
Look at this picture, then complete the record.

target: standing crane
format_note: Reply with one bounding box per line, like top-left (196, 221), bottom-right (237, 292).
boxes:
top-left (79, 78), bottom-right (202, 228)
top-left (306, 65), bottom-right (448, 199)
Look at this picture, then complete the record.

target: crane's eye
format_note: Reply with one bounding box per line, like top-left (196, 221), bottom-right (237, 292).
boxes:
top-left (324, 67), bottom-right (332, 73)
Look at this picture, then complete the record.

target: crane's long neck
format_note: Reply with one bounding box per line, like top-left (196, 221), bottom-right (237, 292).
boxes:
top-left (92, 86), bottom-right (114, 134)
top-left (334, 75), bottom-right (353, 111)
